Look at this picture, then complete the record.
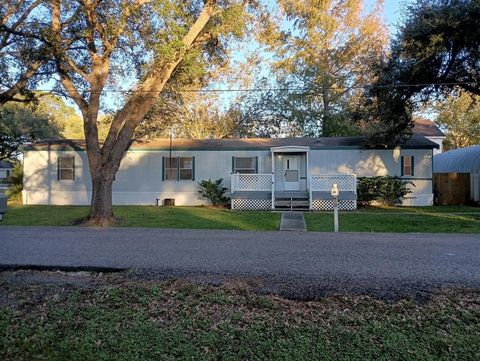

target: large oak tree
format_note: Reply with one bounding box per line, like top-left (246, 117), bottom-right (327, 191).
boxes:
top-left (362, 0), bottom-right (480, 144)
top-left (2, 0), bottom-right (254, 225)
top-left (0, 0), bottom-right (52, 104)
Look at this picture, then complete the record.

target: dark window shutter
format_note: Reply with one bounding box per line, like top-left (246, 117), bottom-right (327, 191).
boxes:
top-left (57, 157), bottom-right (61, 180)
top-left (177, 156), bottom-right (180, 181)
top-left (400, 156), bottom-right (404, 176)
top-left (255, 156), bottom-right (258, 173)
top-left (72, 157), bottom-right (75, 180)
top-left (192, 156), bottom-right (195, 181)
top-left (162, 157), bottom-right (165, 181)
top-left (411, 156), bottom-right (414, 177)
top-left (232, 156), bottom-right (235, 173)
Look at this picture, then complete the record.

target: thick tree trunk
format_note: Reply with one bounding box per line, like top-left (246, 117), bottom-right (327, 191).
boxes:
top-left (88, 171), bottom-right (115, 226)
top-left (50, 0), bottom-right (217, 226)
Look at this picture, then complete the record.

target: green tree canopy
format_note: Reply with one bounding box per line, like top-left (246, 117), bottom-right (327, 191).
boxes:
top-left (363, 0), bottom-right (480, 144)
top-left (0, 0), bottom-right (54, 104)
top-left (0, 102), bottom-right (60, 161)
top-left (434, 91), bottom-right (480, 150)
top-left (240, 0), bottom-right (387, 137)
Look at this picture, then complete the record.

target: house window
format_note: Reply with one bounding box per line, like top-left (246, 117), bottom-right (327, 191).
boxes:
top-left (179, 157), bottom-right (193, 180)
top-left (163, 157), bottom-right (194, 181)
top-left (164, 157), bottom-right (178, 180)
top-left (401, 155), bottom-right (414, 176)
top-left (233, 157), bottom-right (257, 174)
top-left (58, 156), bottom-right (75, 180)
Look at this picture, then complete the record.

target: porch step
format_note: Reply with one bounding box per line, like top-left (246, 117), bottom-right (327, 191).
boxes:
top-left (275, 200), bottom-right (309, 207)
top-left (274, 197), bottom-right (310, 211)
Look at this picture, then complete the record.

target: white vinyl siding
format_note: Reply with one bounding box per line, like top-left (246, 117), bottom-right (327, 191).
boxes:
top-left (23, 147), bottom-right (433, 206)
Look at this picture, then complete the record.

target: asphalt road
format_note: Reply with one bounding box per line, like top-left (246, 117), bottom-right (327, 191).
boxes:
top-left (1, 226), bottom-right (479, 300)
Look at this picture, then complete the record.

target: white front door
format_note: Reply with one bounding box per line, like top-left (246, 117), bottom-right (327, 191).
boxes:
top-left (284, 156), bottom-right (300, 190)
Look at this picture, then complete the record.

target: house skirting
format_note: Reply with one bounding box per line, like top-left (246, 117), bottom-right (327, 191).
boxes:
top-left (22, 191), bottom-right (206, 206)
top-left (401, 193), bottom-right (434, 206)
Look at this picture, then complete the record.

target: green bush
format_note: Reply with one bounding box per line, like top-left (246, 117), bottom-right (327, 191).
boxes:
top-left (357, 176), bottom-right (413, 207)
top-left (197, 178), bottom-right (230, 207)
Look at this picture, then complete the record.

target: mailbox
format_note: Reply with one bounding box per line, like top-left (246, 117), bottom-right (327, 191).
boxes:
top-left (0, 193), bottom-right (7, 221)
top-left (331, 183), bottom-right (339, 198)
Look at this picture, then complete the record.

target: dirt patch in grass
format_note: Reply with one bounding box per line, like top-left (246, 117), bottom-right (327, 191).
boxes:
top-left (1, 270), bottom-right (480, 360)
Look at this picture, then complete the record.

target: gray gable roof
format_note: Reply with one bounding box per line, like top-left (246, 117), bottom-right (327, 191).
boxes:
top-left (24, 135), bottom-right (439, 151)
top-left (413, 118), bottom-right (445, 137)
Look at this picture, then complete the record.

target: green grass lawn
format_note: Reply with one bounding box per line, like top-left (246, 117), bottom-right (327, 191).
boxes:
top-left (353, 205), bottom-right (480, 214)
top-left (3, 203), bottom-right (480, 232)
top-left (1, 204), bottom-right (280, 231)
top-left (1, 273), bottom-right (480, 360)
top-left (305, 207), bottom-right (480, 232)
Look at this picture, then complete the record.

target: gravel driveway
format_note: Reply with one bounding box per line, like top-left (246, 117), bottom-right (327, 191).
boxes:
top-left (1, 226), bottom-right (479, 300)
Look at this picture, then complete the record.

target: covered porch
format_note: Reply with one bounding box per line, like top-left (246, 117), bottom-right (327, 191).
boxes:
top-left (230, 146), bottom-right (357, 211)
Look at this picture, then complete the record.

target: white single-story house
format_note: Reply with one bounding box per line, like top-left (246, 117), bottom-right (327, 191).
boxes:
top-left (22, 136), bottom-right (438, 210)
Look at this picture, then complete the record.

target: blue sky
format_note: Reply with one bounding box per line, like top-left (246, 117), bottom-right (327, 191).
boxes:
top-left (211, 0), bottom-right (415, 110)
top-left (63, 0), bottom-right (416, 114)
top-left (380, 0), bottom-right (412, 34)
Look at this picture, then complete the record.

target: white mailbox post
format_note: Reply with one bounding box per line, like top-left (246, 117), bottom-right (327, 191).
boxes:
top-left (331, 183), bottom-right (339, 232)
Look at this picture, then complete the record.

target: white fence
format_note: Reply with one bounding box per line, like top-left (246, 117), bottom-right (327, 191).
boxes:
top-left (309, 174), bottom-right (357, 192)
top-left (231, 173), bottom-right (274, 192)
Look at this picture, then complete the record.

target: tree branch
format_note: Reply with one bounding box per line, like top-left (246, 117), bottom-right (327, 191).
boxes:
top-left (102, 0), bottom-right (217, 166)
top-left (0, 60), bottom-right (43, 105)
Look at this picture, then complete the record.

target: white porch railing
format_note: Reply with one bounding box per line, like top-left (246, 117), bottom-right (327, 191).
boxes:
top-left (231, 173), bottom-right (274, 192)
top-left (230, 173), bottom-right (357, 211)
top-left (309, 174), bottom-right (357, 193)
top-left (309, 174), bottom-right (357, 211)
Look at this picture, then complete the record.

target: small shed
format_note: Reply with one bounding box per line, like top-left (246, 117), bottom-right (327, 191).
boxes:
top-left (433, 145), bottom-right (480, 203)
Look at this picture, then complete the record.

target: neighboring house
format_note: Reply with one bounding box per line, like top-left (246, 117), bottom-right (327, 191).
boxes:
top-left (0, 161), bottom-right (13, 182)
top-left (22, 136), bottom-right (438, 210)
top-left (413, 118), bottom-right (445, 155)
top-left (434, 145), bottom-right (480, 203)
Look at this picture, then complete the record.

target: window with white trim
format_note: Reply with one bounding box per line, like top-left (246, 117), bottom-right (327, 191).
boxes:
top-left (58, 156), bottom-right (75, 180)
top-left (233, 157), bottom-right (256, 174)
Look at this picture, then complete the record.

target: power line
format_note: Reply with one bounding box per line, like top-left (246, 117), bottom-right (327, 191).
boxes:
top-left (31, 81), bottom-right (480, 94)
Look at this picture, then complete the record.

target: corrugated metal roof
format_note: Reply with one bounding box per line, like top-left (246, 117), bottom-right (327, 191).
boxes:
top-left (433, 145), bottom-right (480, 173)
top-left (23, 136), bottom-right (439, 151)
